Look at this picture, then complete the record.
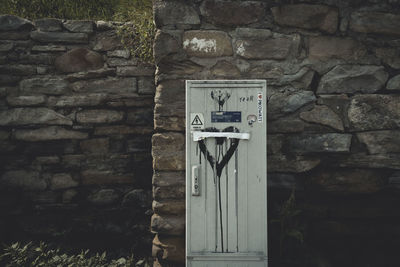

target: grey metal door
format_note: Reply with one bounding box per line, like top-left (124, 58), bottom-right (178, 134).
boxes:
top-left (186, 80), bottom-right (268, 267)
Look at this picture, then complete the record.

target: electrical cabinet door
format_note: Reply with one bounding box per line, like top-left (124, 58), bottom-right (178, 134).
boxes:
top-left (186, 80), bottom-right (267, 267)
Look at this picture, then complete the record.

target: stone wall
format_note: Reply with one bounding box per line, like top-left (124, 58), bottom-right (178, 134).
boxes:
top-left (0, 15), bottom-right (154, 255)
top-left (152, 1), bottom-right (400, 266)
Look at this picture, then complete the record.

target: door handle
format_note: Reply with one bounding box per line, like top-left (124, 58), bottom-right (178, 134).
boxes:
top-left (192, 165), bottom-right (200, 196)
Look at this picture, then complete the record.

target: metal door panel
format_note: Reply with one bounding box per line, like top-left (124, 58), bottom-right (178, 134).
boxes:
top-left (186, 80), bottom-right (267, 267)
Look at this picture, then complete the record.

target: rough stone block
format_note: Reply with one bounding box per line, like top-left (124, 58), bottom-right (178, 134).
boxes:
top-left (71, 78), bottom-right (137, 94)
top-left (94, 125), bottom-right (153, 135)
top-left (0, 74), bottom-right (20, 85)
top-left (350, 12), bottom-right (400, 36)
top-left (243, 63), bottom-right (282, 79)
top-left (348, 95), bottom-right (400, 131)
top-left (20, 77), bottom-right (70, 95)
top-left (14, 126), bottom-right (87, 141)
top-left (374, 48), bottom-right (400, 70)
top-left (62, 189), bottom-right (78, 203)
top-left (34, 18), bottom-right (62, 32)
top-left (18, 54), bottom-right (56, 65)
top-left (309, 36), bottom-right (366, 61)
top-left (387, 75), bottom-right (400, 90)
top-left (152, 235), bottom-right (185, 264)
top-left (37, 65), bottom-right (50, 73)
top-left (327, 196), bottom-right (400, 218)
top-left (0, 108), bottom-right (72, 126)
top-left (48, 94), bottom-right (107, 107)
top-left (122, 189), bottom-right (152, 208)
top-left (88, 189), bottom-right (121, 205)
top-left (317, 65), bottom-right (388, 94)
top-left (235, 35), bottom-right (298, 60)
top-left (1, 170), bottom-right (46, 191)
top-left (316, 94), bottom-right (350, 128)
top-left (1, 55), bottom-right (8, 63)
top-left (151, 214), bottom-right (184, 236)
top-left (153, 155), bottom-right (185, 174)
top-left (152, 171), bottom-right (185, 187)
top-left (25, 190), bottom-right (60, 204)
top-left (96, 20), bottom-right (113, 31)
top-left (153, 185), bottom-right (186, 201)
top-left (268, 154), bottom-right (320, 173)
top-left (267, 134), bottom-right (285, 155)
top-left (31, 45), bottom-right (66, 52)
top-left (0, 140), bottom-right (17, 153)
top-left (155, 80), bottom-right (185, 105)
top-left (337, 153), bottom-right (400, 170)
top-left (6, 95), bottom-right (46, 106)
top-left (126, 136), bottom-right (151, 153)
top-left (50, 173), bottom-right (78, 190)
top-left (268, 90), bottom-right (316, 120)
top-left (107, 58), bottom-right (139, 67)
top-left (153, 30), bottom-right (182, 64)
top-left (154, 115), bottom-right (186, 132)
top-left (300, 105), bottom-right (344, 131)
top-left (35, 156), bottom-right (60, 164)
top-left (65, 68), bottom-right (115, 82)
top-left (0, 41), bottom-right (14, 52)
top-left (153, 200), bottom-right (185, 215)
top-left (268, 173), bottom-right (297, 190)
top-left (0, 87), bottom-right (8, 98)
top-left (152, 133), bottom-right (184, 152)
top-left (80, 138), bottom-right (109, 154)
top-left (55, 48), bottom-right (104, 73)
top-left (138, 77), bottom-right (155, 95)
top-left (117, 66), bottom-right (154, 77)
top-left (127, 109), bottom-right (153, 126)
top-left (234, 28), bottom-right (272, 39)
top-left (309, 169), bottom-right (387, 194)
top-left (183, 30), bottom-right (232, 58)
top-left (287, 133), bottom-right (352, 153)
top-left (271, 4), bottom-right (338, 33)
top-left (63, 20), bottom-right (93, 33)
top-left (93, 31), bottom-right (122, 51)
top-left (272, 67), bottom-right (315, 89)
top-left (81, 170), bottom-right (135, 185)
top-left (107, 49), bottom-right (130, 59)
top-left (388, 172), bottom-right (400, 190)
top-left (200, 0), bottom-right (265, 26)
top-left (154, 0), bottom-right (200, 27)
top-left (0, 31), bottom-right (30, 40)
top-left (82, 153), bottom-right (133, 172)
top-left (30, 31), bottom-right (88, 43)
top-left (61, 154), bottom-right (85, 168)
top-left (0, 130), bottom-right (10, 140)
top-left (158, 60), bottom-right (203, 76)
top-left (0, 15), bottom-right (33, 31)
top-left (152, 133), bottom-right (185, 171)
top-left (76, 109), bottom-right (124, 124)
top-left (357, 131), bottom-right (400, 154)
top-left (210, 60), bottom-right (240, 78)
top-left (0, 65), bottom-right (36, 75)
top-left (155, 184), bottom-right (184, 200)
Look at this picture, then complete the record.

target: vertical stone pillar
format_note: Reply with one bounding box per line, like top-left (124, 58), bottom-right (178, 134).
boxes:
top-left (151, 0), bottom-right (201, 265)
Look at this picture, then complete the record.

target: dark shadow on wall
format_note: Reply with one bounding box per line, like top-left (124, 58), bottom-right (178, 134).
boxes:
top-left (0, 15), bottom-right (155, 259)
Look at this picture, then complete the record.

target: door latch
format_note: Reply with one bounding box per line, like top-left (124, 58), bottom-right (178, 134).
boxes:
top-left (192, 165), bottom-right (200, 196)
